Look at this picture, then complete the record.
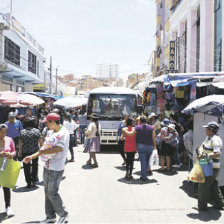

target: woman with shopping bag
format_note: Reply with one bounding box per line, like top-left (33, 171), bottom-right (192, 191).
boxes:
top-left (0, 124), bottom-right (16, 217)
top-left (194, 121), bottom-right (224, 211)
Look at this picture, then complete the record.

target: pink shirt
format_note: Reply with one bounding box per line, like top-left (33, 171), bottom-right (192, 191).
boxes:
top-left (0, 136), bottom-right (16, 157)
top-left (124, 126), bottom-right (136, 152)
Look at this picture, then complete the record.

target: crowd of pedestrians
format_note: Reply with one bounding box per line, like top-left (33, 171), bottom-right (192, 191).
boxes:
top-left (0, 105), bottom-right (87, 223)
top-left (0, 104), bottom-right (224, 223)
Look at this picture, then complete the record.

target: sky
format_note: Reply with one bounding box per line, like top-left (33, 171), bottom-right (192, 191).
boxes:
top-left (1, 0), bottom-right (156, 78)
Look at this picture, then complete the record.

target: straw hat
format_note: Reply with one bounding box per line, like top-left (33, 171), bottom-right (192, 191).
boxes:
top-left (90, 113), bottom-right (99, 119)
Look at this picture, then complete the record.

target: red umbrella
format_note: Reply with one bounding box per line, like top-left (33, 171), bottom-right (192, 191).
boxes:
top-left (0, 91), bottom-right (30, 106)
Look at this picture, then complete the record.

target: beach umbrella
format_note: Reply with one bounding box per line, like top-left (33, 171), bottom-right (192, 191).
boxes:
top-left (19, 93), bottom-right (45, 106)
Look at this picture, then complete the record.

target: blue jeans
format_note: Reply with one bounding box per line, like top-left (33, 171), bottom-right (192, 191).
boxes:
top-left (79, 125), bottom-right (87, 144)
top-left (174, 144), bottom-right (181, 165)
top-left (137, 144), bottom-right (153, 180)
top-left (43, 168), bottom-right (68, 218)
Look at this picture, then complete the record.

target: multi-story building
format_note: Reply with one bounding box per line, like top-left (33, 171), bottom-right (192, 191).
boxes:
top-left (0, 14), bottom-right (45, 92)
top-left (167, 0), bottom-right (223, 74)
top-left (96, 62), bottom-right (119, 81)
top-left (154, 0), bottom-right (173, 76)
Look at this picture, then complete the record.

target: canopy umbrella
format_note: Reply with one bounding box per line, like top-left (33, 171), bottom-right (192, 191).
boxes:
top-left (0, 91), bottom-right (23, 105)
top-left (54, 96), bottom-right (88, 109)
top-left (182, 95), bottom-right (224, 116)
top-left (19, 93), bottom-right (45, 106)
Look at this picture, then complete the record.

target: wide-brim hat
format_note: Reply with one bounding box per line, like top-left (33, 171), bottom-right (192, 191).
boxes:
top-left (90, 113), bottom-right (99, 119)
top-left (160, 118), bottom-right (170, 126)
top-left (167, 123), bottom-right (176, 130)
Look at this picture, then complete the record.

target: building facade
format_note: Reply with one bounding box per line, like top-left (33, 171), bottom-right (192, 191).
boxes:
top-left (96, 62), bottom-right (119, 81)
top-left (0, 14), bottom-right (45, 92)
top-left (157, 0), bottom-right (224, 75)
top-left (154, 0), bottom-right (173, 76)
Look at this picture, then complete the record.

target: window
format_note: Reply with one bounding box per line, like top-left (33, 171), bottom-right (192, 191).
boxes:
top-left (37, 60), bottom-right (39, 77)
top-left (184, 21), bottom-right (187, 73)
top-left (196, 6), bottom-right (200, 72)
top-left (214, 0), bottom-right (222, 71)
top-left (4, 37), bottom-right (20, 66)
top-left (28, 51), bottom-right (37, 74)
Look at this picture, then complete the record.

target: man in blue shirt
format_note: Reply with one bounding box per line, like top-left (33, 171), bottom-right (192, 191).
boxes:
top-left (5, 112), bottom-right (23, 159)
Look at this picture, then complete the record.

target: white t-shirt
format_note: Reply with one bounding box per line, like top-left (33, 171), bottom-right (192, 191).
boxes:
top-left (202, 135), bottom-right (223, 168)
top-left (63, 120), bottom-right (78, 134)
top-left (44, 126), bottom-right (70, 171)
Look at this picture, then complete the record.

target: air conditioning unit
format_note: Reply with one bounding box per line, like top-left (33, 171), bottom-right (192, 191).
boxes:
top-left (0, 23), bottom-right (10, 31)
top-left (0, 63), bottom-right (8, 70)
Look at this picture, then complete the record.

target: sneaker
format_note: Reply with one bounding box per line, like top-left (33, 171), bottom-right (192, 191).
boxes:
top-left (40, 217), bottom-right (57, 223)
top-left (57, 215), bottom-right (68, 223)
top-left (172, 164), bottom-right (180, 168)
top-left (6, 207), bottom-right (14, 217)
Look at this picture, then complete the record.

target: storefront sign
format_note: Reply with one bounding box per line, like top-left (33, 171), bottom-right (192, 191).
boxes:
top-left (169, 41), bottom-right (175, 70)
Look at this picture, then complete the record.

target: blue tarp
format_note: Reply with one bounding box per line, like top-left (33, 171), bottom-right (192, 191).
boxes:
top-left (22, 92), bottom-right (56, 101)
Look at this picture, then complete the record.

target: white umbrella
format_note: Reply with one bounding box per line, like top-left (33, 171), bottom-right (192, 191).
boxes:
top-left (182, 95), bottom-right (224, 115)
top-left (54, 97), bottom-right (88, 109)
top-left (19, 93), bottom-right (45, 106)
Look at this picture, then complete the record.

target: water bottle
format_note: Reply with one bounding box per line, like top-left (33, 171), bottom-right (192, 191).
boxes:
top-left (0, 157), bottom-right (7, 171)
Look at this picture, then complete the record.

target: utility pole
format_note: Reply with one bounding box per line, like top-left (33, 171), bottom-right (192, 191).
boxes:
top-left (10, 0), bottom-right (12, 25)
top-left (55, 67), bottom-right (58, 95)
top-left (49, 56), bottom-right (52, 95)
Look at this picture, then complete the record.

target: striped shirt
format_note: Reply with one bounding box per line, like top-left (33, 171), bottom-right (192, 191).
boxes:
top-left (202, 135), bottom-right (222, 169)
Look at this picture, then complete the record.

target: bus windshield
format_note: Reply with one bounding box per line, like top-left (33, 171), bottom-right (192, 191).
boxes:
top-left (87, 94), bottom-right (137, 120)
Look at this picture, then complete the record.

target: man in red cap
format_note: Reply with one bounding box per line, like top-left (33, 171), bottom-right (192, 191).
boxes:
top-left (23, 113), bottom-right (69, 223)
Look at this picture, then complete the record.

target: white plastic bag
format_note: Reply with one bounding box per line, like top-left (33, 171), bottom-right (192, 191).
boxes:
top-left (150, 150), bottom-right (159, 166)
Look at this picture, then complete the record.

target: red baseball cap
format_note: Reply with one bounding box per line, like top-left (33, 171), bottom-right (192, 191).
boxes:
top-left (41, 113), bottom-right (60, 123)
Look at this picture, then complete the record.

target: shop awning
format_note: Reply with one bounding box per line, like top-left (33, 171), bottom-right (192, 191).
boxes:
top-left (196, 82), bottom-right (212, 87)
top-left (0, 65), bottom-right (42, 84)
top-left (164, 78), bottom-right (198, 87)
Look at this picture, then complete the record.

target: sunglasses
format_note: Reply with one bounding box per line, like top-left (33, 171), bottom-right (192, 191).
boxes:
top-left (47, 120), bottom-right (54, 123)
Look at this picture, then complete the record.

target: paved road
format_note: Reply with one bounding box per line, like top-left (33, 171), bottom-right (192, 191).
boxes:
top-left (0, 144), bottom-right (224, 223)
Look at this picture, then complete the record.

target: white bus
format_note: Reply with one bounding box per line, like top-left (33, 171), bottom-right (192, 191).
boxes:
top-left (87, 87), bottom-right (138, 145)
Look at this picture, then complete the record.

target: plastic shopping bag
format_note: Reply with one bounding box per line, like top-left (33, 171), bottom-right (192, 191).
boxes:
top-left (150, 150), bottom-right (159, 166)
top-left (199, 158), bottom-right (213, 177)
top-left (0, 157), bottom-right (22, 189)
top-left (188, 160), bottom-right (205, 183)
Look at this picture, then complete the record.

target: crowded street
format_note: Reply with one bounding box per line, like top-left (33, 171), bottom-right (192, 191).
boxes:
top-left (0, 144), bottom-right (223, 223)
top-left (0, 0), bottom-right (224, 223)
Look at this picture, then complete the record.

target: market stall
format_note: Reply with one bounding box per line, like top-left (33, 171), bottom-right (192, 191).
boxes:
top-left (182, 95), bottom-right (224, 187)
